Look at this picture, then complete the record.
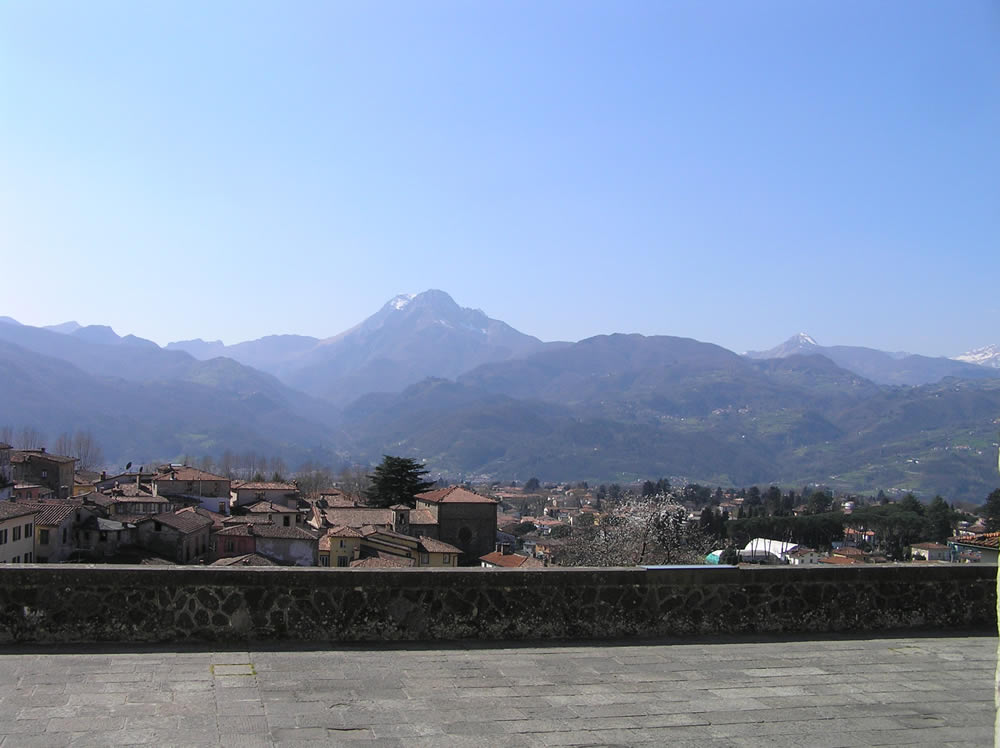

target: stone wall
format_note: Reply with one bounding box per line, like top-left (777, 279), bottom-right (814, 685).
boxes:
top-left (0, 564), bottom-right (993, 644)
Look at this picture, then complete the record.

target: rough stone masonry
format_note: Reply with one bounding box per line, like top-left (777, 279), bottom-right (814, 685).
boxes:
top-left (0, 563), bottom-right (993, 644)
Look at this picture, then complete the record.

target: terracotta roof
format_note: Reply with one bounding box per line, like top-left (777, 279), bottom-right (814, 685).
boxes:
top-left (949, 532), bottom-right (1000, 550)
top-left (12, 450), bottom-right (77, 464)
top-left (141, 508), bottom-right (213, 534)
top-left (480, 551), bottom-right (545, 568)
top-left (314, 507), bottom-right (394, 529)
top-left (911, 542), bottom-right (948, 550)
top-left (103, 483), bottom-right (156, 498)
top-left (350, 555), bottom-right (414, 568)
top-left (245, 501), bottom-right (297, 513)
top-left (319, 526), bottom-right (364, 551)
top-left (415, 486), bottom-right (498, 505)
top-left (215, 523), bottom-right (317, 540)
top-left (235, 482), bottom-right (297, 491)
top-left (212, 553), bottom-right (278, 566)
top-left (408, 509), bottom-right (437, 526)
top-left (154, 467), bottom-right (229, 482)
top-left (0, 502), bottom-right (40, 521)
top-left (326, 525), bottom-right (365, 538)
top-left (833, 547), bottom-right (865, 557)
top-left (819, 555), bottom-right (859, 565)
top-left (418, 536), bottom-right (463, 554)
top-left (12, 501), bottom-right (80, 526)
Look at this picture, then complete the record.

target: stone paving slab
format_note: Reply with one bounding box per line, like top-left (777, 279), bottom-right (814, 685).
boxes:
top-left (0, 634), bottom-right (994, 747)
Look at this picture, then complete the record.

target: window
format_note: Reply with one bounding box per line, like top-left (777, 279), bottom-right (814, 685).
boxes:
top-left (339, 539), bottom-right (345, 548)
top-left (225, 540), bottom-right (235, 553)
top-left (24, 523), bottom-right (32, 537)
top-left (24, 552), bottom-right (31, 563)
top-left (39, 529), bottom-right (49, 545)
top-left (62, 528), bottom-right (67, 543)
top-left (443, 554), bottom-right (450, 564)
top-left (320, 555), bottom-right (330, 567)
top-left (99, 531), bottom-right (107, 542)
top-left (41, 470), bottom-right (47, 479)
top-left (12, 526), bottom-right (20, 541)
top-left (12, 555), bottom-right (19, 563)
top-left (420, 553), bottom-right (429, 564)
top-left (337, 556), bottom-right (349, 567)
top-left (283, 516), bottom-right (290, 527)
top-left (218, 502), bottom-right (226, 514)
top-left (0, 528), bottom-right (7, 544)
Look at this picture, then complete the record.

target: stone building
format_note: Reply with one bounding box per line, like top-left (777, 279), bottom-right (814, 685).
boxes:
top-left (213, 522), bottom-right (318, 566)
top-left (414, 486), bottom-right (498, 564)
top-left (11, 449), bottom-right (77, 499)
top-left (136, 508), bottom-right (213, 563)
top-left (152, 466), bottom-right (231, 515)
top-left (232, 481), bottom-right (299, 509)
top-left (0, 443), bottom-right (13, 501)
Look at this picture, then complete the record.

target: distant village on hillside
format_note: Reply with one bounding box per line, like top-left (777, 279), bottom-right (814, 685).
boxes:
top-left (0, 442), bottom-right (997, 570)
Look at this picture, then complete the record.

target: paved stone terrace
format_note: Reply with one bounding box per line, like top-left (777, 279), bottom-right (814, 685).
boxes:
top-left (0, 634), bottom-right (994, 747)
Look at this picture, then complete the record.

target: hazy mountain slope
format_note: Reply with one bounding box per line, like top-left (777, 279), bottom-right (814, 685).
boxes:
top-left (0, 320), bottom-right (340, 426)
top-left (746, 334), bottom-right (997, 385)
top-left (336, 378), bottom-right (778, 485)
top-left (0, 340), bottom-right (338, 467)
top-left (166, 334), bottom-right (320, 374)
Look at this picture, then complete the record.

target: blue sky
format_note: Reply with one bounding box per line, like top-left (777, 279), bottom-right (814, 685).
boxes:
top-left (2, 1), bottom-right (997, 356)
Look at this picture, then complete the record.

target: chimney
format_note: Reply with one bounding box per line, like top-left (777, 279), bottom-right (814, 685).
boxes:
top-left (496, 542), bottom-right (512, 555)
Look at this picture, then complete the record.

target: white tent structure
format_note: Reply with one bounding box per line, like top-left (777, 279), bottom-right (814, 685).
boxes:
top-left (739, 538), bottom-right (799, 564)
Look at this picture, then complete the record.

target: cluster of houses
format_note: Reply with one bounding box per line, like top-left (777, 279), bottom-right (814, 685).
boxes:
top-left (0, 444), bottom-right (502, 568)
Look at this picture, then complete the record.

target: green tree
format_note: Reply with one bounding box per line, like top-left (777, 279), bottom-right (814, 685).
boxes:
top-left (983, 488), bottom-right (1000, 532)
top-left (365, 456), bottom-right (434, 508)
top-left (511, 521), bottom-right (537, 537)
top-left (807, 490), bottom-right (831, 515)
top-left (924, 495), bottom-right (953, 543)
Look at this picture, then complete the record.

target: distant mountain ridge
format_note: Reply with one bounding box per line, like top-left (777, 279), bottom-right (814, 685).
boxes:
top-left (745, 333), bottom-right (998, 385)
top-left (169, 289), bottom-right (555, 405)
top-left (4, 298), bottom-right (1000, 499)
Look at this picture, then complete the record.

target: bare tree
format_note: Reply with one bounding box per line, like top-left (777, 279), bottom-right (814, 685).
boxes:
top-left (197, 455), bottom-right (216, 473)
top-left (295, 462), bottom-right (334, 496)
top-left (54, 432), bottom-right (74, 457)
top-left (72, 430), bottom-right (104, 471)
top-left (0, 426), bottom-right (13, 445)
top-left (219, 450), bottom-right (235, 479)
top-left (558, 494), bottom-right (714, 567)
top-left (268, 456), bottom-right (288, 482)
top-left (17, 427), bottom-right (45, 450)
top-left (337, 463), bottom-right (371, 500)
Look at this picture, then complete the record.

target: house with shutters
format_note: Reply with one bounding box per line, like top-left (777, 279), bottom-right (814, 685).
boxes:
top-left (0, 502), bottom-right (37, 564)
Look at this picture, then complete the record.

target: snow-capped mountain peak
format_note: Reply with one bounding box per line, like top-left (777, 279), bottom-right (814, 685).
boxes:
top-left (795, 332), bottom-right (818, 346)
top-left (390, 293), bottom-right (416, 311)
top-left (953, 344), bottom-right (1000, 369)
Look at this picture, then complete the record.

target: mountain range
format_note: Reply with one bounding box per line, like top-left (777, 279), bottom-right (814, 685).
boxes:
top-left (2, 293), bottom-right (999, 500)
